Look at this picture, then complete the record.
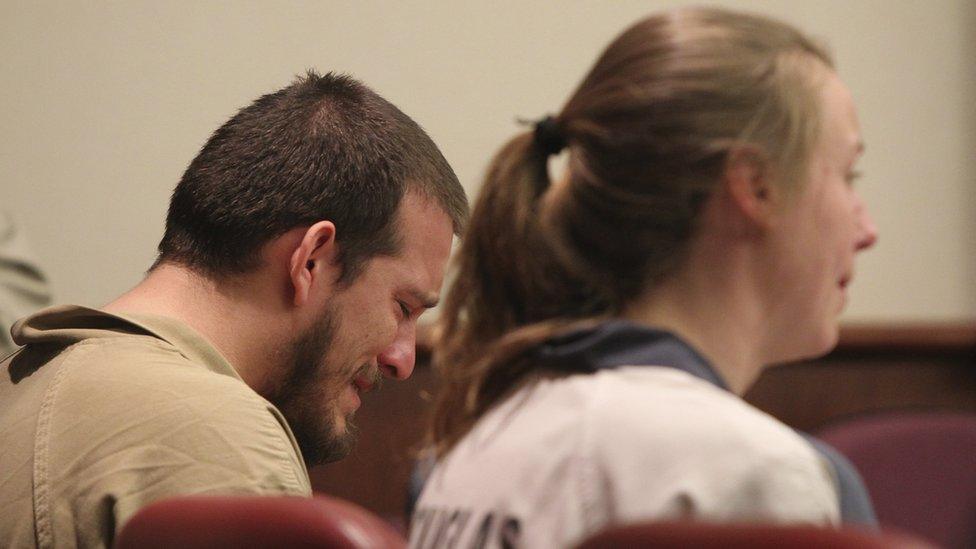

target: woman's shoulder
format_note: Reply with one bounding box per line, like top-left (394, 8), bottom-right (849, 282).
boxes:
top-left (586, 365), bottom-right (808, 453)
top-left (582, 366), bottom-right (839, 523)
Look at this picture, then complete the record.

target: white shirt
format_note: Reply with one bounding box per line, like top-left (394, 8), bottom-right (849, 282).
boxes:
top-left (412, 366), bottom-right (839, 549)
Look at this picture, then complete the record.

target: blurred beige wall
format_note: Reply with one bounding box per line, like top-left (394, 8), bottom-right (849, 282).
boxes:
top-left (1, 0), bottom-right (973, 322)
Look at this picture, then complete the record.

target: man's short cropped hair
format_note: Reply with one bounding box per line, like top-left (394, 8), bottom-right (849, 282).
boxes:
top-left (156, 70), bottom-right (467, 282)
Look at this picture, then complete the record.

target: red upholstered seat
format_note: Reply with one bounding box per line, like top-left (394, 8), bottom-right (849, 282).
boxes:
top-left (576, 521), bottom-right (934, 549)
top-left (817, 410), bottom-right (976, 548)
top-left (115, 495), bottom-right (406, 549)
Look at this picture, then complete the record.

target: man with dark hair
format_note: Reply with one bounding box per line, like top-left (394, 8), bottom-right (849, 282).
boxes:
top-left (0, 71), bottom-right (467, 547)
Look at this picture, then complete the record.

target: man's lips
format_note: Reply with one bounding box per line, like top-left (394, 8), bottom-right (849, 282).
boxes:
top-left (353, 377), bottom-right (373, 393)
top-left (352, 368), bottom-right (380, 394)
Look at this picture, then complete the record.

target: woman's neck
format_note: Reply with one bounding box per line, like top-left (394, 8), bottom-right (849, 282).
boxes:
top-left (620, 241), bottom-right (770, 395)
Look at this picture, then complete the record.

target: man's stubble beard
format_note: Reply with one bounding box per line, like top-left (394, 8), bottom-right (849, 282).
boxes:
top-left (269, 306), bottom-right (360, 467)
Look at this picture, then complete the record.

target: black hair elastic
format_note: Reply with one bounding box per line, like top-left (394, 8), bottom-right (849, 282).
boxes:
top-left (534, 115), bottom-right (566, 157)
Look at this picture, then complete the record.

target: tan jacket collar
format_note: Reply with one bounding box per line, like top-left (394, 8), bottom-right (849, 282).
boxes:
top-left (11, 304), bottom-right (242, 381)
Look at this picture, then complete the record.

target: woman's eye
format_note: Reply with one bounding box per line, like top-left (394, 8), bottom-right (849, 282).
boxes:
top-left (845, 170), bottom-right (863, 186)
top-left (398, 301), bottom-right (411, 319)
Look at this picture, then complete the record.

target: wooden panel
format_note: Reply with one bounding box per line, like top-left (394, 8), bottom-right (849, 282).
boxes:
top-left (745, 322), bottom-right (976, 431)
top-left (836, 322), bottom-right (976, 353)
top-left (745, 356), bottom-right (976, 432)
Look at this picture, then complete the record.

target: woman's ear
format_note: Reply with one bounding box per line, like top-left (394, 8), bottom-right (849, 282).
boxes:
top-left (722, 146), bottom-right (778, 229)
top-left (288, 221), bottom-right (338, 306)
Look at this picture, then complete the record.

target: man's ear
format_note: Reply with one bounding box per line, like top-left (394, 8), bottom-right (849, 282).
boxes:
top-left (289, 221), bottom-right (338, 307)
top-left (722, 146), bottom-right (778, 230)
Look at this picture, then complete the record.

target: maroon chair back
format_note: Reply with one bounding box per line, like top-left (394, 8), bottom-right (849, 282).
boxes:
top-left (576, 521), bottom-right (934, 549)
top-left (115, 495), bottom-right (406, 549)
top-left (817, 410), bottom-right (976, 548)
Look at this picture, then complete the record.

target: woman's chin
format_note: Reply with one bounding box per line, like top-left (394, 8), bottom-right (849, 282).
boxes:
top-left (771, 325), bottom-right (840, 366)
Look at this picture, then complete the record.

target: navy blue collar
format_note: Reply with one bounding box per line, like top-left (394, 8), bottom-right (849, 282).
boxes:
top-left (532, 320), bottom-right (729, 391)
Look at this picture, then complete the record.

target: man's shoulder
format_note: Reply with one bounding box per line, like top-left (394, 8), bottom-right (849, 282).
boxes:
top-left (2, 328), bottom-right (261, 421)
top-left (46, 333), bottom-right (275, 431)
top-left (36, 332), bottom-right (311, 494)
top-left (26, 333), bottom-right (291, 465)
top-left (21, 335), bottom-right (311, 548)
top-left (56, 332), bottom-right (247, 393)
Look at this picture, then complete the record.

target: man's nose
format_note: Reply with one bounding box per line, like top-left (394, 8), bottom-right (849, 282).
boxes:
top-left (377, 323), bottom-right (416, 380)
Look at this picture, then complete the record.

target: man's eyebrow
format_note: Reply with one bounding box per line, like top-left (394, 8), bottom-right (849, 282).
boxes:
top-left (410, 289), bottom-right (439, 309)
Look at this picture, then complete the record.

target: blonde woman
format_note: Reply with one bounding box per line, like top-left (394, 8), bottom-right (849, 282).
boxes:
top-left (411, 7), bottom-right (878, 548)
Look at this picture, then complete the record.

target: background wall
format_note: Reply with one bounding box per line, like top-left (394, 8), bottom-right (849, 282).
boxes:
top-left (2, 0), bottom-right (973, 322)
